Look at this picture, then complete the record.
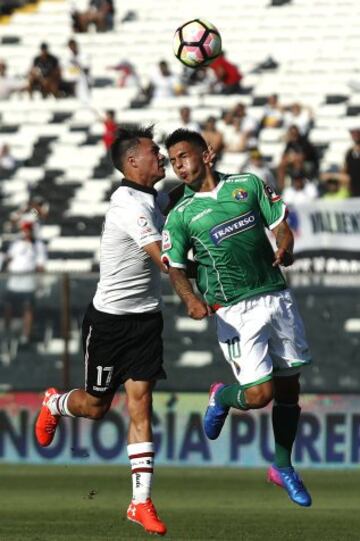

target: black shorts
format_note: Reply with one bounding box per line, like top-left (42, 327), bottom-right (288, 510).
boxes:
top-left (4, 290), bottom-right (35, 308)
top-left (82, 303), bottom-right (166, 397)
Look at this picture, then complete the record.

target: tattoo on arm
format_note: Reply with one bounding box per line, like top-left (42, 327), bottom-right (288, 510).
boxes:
top-left (169, 268), bottom-right (196, 303)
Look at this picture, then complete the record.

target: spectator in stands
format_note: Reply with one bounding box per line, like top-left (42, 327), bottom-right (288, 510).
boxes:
top-left (208, 52), bottom-right (243, 95)
top-left (201, 116), bottom-right (224, 157)
top-left (183, 65), bottom-right (215, 94)
top-left (0, 143), bottom-right (16, 172)
top-left (147, 60), bottom-right (185, 100)
top-left (283, 102), bottom-right (314, 137)
top-left (28, 42), bottom-right (62, 99)
top-left (281, 170), bottom-right (318, 205)
top-left (61, 38), bottom-right (91, 102)
top-left (0, 59), bottom-right (27, 100)
top-left (241, 148), bottom-right (276, 188)
top-left (107, 60), bottom-right (140, 88)
top-left (260, 94), bottom-right (284, 129)
top-left (3, 221), bottom-right (47, 346)
top-left (344, 126), bottom-right (360, 197)
top-left (217, 107), bottom-right (236, 141)
top-left (101, 110), bottom-right (118, 150)
top-left (318, 165), bottom-right (350, 199)
top-left (8, 195), bottom-right (49, 239)
top-left (178, 106), bottom-right (200, 131)
top-left (224, 103), bottom-right (259, 153)
top-left (277, 124), bottom-right (319, 191)
top-left (321, 177), bottom-right (350, 200)
top-left (72, 0), bottom-right (114, 33)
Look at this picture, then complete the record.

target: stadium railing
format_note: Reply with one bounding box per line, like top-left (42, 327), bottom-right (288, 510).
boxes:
top-left (0, 271), bottom-right (359, 394)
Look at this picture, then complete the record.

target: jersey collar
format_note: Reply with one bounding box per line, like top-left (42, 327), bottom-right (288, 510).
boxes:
top-left (183, 172), bottom-right (226, 199)
top-left (121, 178), bottom-right (157, 197)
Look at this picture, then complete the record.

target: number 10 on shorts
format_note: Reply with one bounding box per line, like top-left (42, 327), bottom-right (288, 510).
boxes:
top-left (96, 366), bottom-right (114, 387)
top-left (225, 337), bottom-right (241, 360)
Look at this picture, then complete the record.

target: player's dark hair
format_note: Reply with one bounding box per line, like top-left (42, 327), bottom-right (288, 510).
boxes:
top-left (165, 129), bottom-right (208, 152)
top-left (110, 125), bottom-right (154, 172)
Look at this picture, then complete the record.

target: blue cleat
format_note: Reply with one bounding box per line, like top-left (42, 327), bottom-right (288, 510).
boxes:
top-left (203, 382), bottom-right (229, 440)
top-left (267, 465), bottom-right (312, 507)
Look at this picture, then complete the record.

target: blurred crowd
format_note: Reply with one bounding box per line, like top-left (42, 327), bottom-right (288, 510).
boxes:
top-left (0, 5), bottom-right (359, 221)
top-left (2, 42), bottom-right (359, 198)
top-left (0, 0), bottom-right (36, 16)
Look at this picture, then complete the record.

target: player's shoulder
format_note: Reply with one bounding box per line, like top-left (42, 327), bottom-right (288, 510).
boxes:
top-left (169, 194), bottom-right (194, 215)
top-left (110, 185), bottom-right (149, 209)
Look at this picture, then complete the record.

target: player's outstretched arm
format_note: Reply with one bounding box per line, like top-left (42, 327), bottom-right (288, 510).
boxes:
top-left (272, 220), bottom-right (294, 267)
top-left (168, 267), bottom-right (209, 319)
top-left (143, 241), bottom-right (168, 273)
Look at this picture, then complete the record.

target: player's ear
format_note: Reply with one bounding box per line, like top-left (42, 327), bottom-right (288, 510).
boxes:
top-left (206, 144), bottom-right (216, 167)
top-left (127, 152), bottom-right (137, 168)
top-left (202, 148), bottom-right (211, 164)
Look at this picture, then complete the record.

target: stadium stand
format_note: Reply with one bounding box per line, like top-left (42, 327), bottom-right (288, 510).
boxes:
top-left (0, 0), bottom-right (359, 392)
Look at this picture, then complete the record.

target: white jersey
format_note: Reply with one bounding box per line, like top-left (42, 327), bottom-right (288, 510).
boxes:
top-left (7, 237), bottom-right (47, 292)
top-left (93, 180), bottom-right (167, 316)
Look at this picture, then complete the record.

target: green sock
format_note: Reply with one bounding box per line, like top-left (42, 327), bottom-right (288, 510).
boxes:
top-left (216, 384), bottom-right (249, 411)
top-left (272, 403), bottom-right (301, 468)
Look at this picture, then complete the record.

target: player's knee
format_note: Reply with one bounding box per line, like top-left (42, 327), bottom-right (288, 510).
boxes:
top-left (87, 403), bottom-right (110, 420)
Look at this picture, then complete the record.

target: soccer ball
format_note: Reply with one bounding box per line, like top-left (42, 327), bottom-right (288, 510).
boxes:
top-left (173, 19), bottom-right (222, 68)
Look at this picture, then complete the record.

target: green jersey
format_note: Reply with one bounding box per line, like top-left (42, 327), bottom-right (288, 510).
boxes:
top-left (161, 172), bottom-right (287, 307)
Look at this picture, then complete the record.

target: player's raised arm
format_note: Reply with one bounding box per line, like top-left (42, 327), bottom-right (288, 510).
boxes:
top-left (271, 220), bottom-right (294, 267)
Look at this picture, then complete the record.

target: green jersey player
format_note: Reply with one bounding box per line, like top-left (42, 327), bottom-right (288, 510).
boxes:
top-left (162, 129), bottom-right (312, 508)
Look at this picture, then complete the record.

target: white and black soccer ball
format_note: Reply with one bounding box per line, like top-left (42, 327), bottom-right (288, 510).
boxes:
top-left (173, 19), bottom-right (222, 68)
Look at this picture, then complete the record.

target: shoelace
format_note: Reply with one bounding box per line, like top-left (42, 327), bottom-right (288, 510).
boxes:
top-left (144, 503), bottom-right (159, 520)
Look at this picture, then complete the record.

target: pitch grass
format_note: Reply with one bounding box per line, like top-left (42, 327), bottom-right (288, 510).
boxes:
top-left (1, 465), bottom-right (359, 541)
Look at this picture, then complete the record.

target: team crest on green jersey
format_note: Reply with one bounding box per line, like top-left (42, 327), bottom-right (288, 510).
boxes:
top-left (232, 188), bottom-right (248, 201)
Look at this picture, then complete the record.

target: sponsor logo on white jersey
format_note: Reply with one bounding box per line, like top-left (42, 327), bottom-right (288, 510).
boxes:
top-left (137, 216), bottom-right (148, 227)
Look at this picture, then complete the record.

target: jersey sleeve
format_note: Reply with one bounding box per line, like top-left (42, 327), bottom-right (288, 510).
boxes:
top-left (161, 210), bottom-right (189, 269)
top-left (251, 174), bottom-right (287, 230)
top-left (114, 200), bottom-right (162, 248)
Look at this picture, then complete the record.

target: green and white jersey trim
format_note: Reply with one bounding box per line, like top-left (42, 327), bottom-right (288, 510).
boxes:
top-left (268, 205), bottom-right (287, 230)
top-left (192, 234), bottom-right (229, 304)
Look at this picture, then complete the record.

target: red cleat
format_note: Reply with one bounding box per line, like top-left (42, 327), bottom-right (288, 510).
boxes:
top-left (35, 388), bottom-right (60, 447)
top-left (127, 498), bottom-right (167, 536)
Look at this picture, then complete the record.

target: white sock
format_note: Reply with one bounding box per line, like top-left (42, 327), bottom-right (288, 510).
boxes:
top-left (47, 390), bottom-right (77, 417)
top-left (127, 441), bottom-right (154, 503)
